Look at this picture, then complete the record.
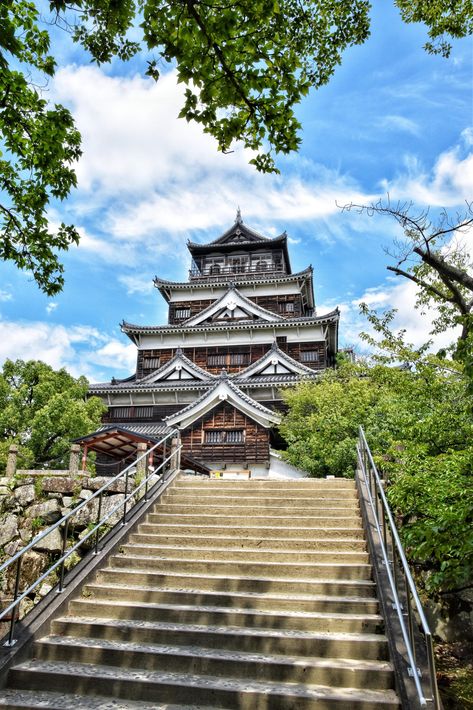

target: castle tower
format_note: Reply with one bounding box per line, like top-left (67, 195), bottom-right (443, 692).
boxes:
top-left (89, 212), bottom-right (339, 473)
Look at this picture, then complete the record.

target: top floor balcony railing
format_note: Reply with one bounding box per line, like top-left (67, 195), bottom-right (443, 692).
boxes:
top-left (189, 262), bottom-right (285, 280)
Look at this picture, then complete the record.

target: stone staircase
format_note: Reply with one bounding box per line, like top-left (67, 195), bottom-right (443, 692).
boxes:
top-left (0, 476), bottom-right (400, 709)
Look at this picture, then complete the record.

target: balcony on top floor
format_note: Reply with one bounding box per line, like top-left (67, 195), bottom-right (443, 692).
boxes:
top-left (189, 253), bottom-right (286, 281)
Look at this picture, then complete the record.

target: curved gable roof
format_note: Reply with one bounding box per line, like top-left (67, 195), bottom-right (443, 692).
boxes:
top-left (139, 348), bottom-right (216, 384)
top-left (183, 287), bottom-right (284, 326)
top-left (237, 342), bottom-right (320, 379)
top-left (165, 372), bottom-right (281, 429)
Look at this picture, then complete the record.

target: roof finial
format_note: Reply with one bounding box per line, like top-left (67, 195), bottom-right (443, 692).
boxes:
top-left (236, 206), bottom-right (242, 224)
top-left (220, 368), bottom-right (228, 379)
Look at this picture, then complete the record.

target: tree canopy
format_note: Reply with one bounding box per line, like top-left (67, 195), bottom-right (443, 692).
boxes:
top-left (1, 0), bottom-right (472, 292)
top-left (0, 359), bottom-right (105, 472)
top-left (279, 314), bottom-right (473, 595)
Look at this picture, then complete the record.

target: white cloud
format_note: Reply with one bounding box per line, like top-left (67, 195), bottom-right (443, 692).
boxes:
top-left (46, 302), bottom-right (58, 314)
top-left (333, 278), bottom-right (462, 353)
top-left (0, 320), bottom-right (136, 382)
top-left (379, 115), bottom-right (419, 135)
top-left (381, 133), bottom-right (473, 206)
top-left (118, 274), bottom-right (156, 295)
top-left (51, 65), bottom-right (379, 244)
top-left (0, 290), bottom-right (13, 302)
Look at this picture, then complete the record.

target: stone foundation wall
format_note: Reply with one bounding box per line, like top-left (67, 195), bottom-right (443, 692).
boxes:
top-left (0, 470), bottom-right (135, 635)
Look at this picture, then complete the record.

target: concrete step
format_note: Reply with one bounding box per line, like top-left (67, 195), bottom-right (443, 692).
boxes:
top-left (138, 522), bottom-right (366, 539)
top-left (35, 635), bottom-right (394, 689)
top-left (164, 496), bottom-right (358, 508)
top-left (146, 513), bottom-right (363, 527)
top-left (119, 543), bottom-right (370, 564)
top-left (50, 616), bottom-right (391, 660)
top-left (84, 582), bottom-right (380, 614)
top-left (96, 568), bottom-right (378, 597)
top-left (109, 553), bottom-right (373, 579)
top-left (156, 503), bottom-right (360, 516)
top-left (8, 660), bottom-right (400, 709)
top-left (130, 532), bottom-right (368, 551)
top-left (174, 478), bottom-right (356, 488)
top-left (0, 688), bottom-right (201, 709)
top-left (68, 598), bottom-right (383, 634)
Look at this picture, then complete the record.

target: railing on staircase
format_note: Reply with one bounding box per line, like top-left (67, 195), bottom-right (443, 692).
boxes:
top-left (0, 429), bottom-right (182, 647)
top-left (356, 426), bottom-right (440, 710)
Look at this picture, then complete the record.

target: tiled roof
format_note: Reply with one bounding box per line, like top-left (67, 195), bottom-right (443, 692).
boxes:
top-left (154, 266), bottom-right (313, 290)
top-left (138, 348), bottom-right (217, 384)
top-left (237, 341), bottom-right (320, 379)
top-left (182, 286), bottom-right (284, 326)
top-left (164, 371), bottom-right (281, 428)
top-left (121, 309), bottom-right (340, 336)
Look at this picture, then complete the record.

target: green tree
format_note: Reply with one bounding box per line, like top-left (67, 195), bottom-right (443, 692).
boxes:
top-left (342, 200), bottom-right (473, 384)
top-left (0, 359), bottom-right (105, 471)
top-left (2, 1), bottom-right (472, 291)
top-left (279, 314), bottom-right (473, 594)
top-left (1, 1), bottom-right (82, 295)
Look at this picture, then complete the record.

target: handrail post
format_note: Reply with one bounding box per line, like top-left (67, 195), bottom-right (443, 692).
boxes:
top-left (58, 517), bottom-right (70, 592)
top-left (162, 437), bottom-right (168, 480)
top-left (94, 491), bottom-right (103, 554)
top-left (6, 557), bottom-right (22, 646)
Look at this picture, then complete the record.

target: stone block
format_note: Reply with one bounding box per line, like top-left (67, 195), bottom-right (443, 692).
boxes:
top-left (33, 527), bottom-right (63, 554)
top-left (86, 476), bottom-right (134, 494)
top-left (40, 477), bottom-right (78, 494)
top-left (0, 514), bottom-right (19, 547)
top-left (79, 489), bottom-right (93, 500)
top-left (70, 494), bottom-right (126, 529)
top-left (25, 499), bottom-right (62, 524)
top-left (4, 539), bottom-right (20, 557)
top-left (14, 484), bottom-right (36, 506)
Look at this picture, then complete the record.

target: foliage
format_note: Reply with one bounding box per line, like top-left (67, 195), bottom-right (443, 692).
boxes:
top-left (0, 0), bottom-right (82, 295)
top-left (279, 312), bottom-right (473, 595)
top-left (395, 0), bottom-right (473, 56)
top-left (1, 3), bottom-right (472, 290)
top-left (343, 200), bottom-right (473, 388)
top-left (0, 359), bottom-right (105, 472)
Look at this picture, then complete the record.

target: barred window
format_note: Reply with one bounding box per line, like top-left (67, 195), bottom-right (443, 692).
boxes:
top-left (135, 406), bottom-right (154, 418)
top-left (208, 354), bottom-right (226, 367)
top-left (143, 357), bottom-right (160, 369)
top-left (300, 350), bottom-right (319, 362)
top-left (283, 302), bottom-right (294, 312)
top-left (175, 308), bottom-right (191, 319)
top-left (229, 353), bottom-right (249, 366)
top-left (109, 407), bottom-right (132, 419)
top-left (204, 430), bottom-right (244, 444)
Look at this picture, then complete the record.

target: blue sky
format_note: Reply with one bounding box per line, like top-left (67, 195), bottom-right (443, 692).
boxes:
top-left (0, 4), bottom-right (472, 382)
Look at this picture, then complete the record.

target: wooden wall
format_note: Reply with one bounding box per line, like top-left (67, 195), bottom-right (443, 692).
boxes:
top-left (137, 341), bottom-right (327, 378)
top-left (180, 402), bottom-right (270, 463)
top-left (168, 294), bottom-right (305, 324)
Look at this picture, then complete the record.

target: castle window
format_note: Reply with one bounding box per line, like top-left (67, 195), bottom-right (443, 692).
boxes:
top-left (142, 357), bottom-right (160, 369)
top-left (208, 354), bottom-right (226, 367)
top-left (280, 302), bottom-right (294, 313)
top-left (175, 308), bottom-right (191, 319)
top-left (229, 353), bottom-right (249, 366)
top-left (300, 351), bottom-right (319, 362)
top-left (204, 430), bottom-right (244, 444)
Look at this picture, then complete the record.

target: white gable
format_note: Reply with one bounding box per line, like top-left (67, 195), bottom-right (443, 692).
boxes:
top-left (184, 288), bottom-right (283, 326)
top-left (140, 351), bottom-right (214, 384)
top-left (237, 344), bottom-right (319, 379)
top-left (165, 377), bottom-right (281, 430)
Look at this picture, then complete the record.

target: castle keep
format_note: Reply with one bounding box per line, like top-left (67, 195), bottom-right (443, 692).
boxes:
top-left (87, 212), bottom-right (339, 473)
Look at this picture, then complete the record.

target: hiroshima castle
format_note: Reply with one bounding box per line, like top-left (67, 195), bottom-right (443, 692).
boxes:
top-left (85, 211), bottom-right (340, 474)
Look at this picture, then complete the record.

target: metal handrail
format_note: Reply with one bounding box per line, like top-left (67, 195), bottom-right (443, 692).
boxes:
top-left (357, 426), bottom-right (440, 709)
top-left (0, 430), bottom-right (181, 646)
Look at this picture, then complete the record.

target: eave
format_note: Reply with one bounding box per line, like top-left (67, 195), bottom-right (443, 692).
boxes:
top-left (121, 309), bottom-right (339, 339)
